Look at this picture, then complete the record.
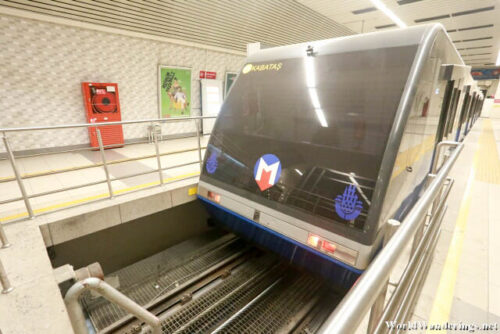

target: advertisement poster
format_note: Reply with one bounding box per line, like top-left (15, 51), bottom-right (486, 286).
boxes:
top-left (224, 72), bottom-right (238, 98)
top-left (471, 68), bottom-right (500, 80)
top-left (159, 66), bottom-right (192, 117)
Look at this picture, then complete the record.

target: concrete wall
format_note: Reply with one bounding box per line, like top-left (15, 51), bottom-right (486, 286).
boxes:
top-left (0, 14), bottom-right (245, 152)
top-left (49, 200), bottom-right (210, 273)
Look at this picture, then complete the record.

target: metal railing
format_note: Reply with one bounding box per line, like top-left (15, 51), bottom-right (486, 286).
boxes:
top-left (0, 116), bottom-right (216, 221)
top-left (318, 141), bottom-right (463, 334)
top-left (65, 277), bottom-right (161, 334)
top-left (0, 258), bottom-right (13, 294)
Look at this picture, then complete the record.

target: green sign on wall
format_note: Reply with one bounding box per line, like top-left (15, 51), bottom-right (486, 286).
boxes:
top-left (159, 66), bottom-right (192, 117)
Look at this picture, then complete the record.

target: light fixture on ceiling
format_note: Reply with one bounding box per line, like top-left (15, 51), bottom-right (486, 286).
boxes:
top-left (370, 0), bottom-right (407, 28)
top-left (496, 50), bottom-right (500, 66)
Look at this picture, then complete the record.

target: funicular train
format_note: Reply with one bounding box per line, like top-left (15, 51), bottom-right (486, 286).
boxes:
top-left (197, 23), bottom-right (483, 287)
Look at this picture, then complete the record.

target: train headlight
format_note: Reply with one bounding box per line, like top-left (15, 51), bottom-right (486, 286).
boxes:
top-left (307, 234), bottom-right (322, 249)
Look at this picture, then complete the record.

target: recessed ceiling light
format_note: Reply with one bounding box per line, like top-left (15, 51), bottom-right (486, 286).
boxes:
top-left (370, 0), bottom-right (407, 28)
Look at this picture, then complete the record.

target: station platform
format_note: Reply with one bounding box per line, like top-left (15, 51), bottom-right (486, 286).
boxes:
top-left (0, 135), bottom-right (208, 225)
top-left (0, 135), bottom-right (207, 334)
top-left (0, 119), bottom-right (499, 333)
top-left (413, 118), bottom-right (500, 328)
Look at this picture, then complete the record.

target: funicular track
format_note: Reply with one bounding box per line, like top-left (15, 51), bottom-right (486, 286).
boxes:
top-left (81, 231), bottom-right (345, 334)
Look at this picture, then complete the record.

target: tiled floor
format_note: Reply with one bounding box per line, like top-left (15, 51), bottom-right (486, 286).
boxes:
top-left (412, 118), bottom-right (500, 331)
top-left (0, 135), bottom-right (208, 222)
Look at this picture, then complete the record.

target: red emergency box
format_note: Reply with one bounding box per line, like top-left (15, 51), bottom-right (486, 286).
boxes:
top-left (82, 82), bottom-right (124, 148)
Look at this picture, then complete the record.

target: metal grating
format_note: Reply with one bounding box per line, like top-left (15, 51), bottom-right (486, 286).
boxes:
top-left (218, 272), bottom-right (324, 333)
top-left (83, 233), bottom-right (245, 331)
top-left (82, 231), bottom-right (343, 334)
top-left (157, 256), bottom-right (282, 334)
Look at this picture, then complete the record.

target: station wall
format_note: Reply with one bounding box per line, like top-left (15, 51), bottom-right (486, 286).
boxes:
top-left (0, 14), bottom-right (245, 153)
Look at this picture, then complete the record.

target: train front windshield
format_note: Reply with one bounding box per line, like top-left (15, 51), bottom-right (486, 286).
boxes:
top-left (201, 46), bottom-right (416, 234)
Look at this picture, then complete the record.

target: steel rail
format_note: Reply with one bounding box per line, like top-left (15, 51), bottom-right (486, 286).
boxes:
top-left (317, 142), bottom-right (463, 334)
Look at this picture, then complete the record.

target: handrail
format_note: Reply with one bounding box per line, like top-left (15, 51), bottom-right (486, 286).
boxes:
top-left (318, 142), bottom-right (463, 334)
top-left (0, 116), bottom-right (217, 223)
top-left (64, 277), bottom-right (161, 334)
top-left (0, 115), bottom-right (216, 132)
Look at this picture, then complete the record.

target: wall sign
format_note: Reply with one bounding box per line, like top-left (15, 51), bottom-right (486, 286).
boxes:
top-left (471, 68), bottom-right (500, 80)
top-left (200, 71), bottom-right (217, 79)
top-left (159, 66), bottom-right (192, 118)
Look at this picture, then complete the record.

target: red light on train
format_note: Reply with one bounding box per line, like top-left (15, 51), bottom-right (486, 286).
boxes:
top-left (307, 234), bottom-right (321, 248)
top-left (207, 191), bottom-right (221, 203)
top-left (321, 241), bottom-right (337, 254)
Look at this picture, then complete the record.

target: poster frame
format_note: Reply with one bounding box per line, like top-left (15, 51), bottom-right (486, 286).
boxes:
top-left (158, 65), bottom-right (193, 118)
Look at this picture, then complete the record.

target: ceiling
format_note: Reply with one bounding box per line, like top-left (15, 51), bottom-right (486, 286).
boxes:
top-left (0, 0), bottom-right (353, 52)
top-left (1, 0), bottom-right (498, 66)
top-left (297, 0), bottom-right (500, 67)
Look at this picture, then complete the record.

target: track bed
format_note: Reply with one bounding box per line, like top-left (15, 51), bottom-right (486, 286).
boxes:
top-left (81, 231), bottom-right (344, 334)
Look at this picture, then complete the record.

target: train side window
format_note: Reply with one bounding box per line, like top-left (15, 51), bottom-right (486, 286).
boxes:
top-left (446, 88), bottom-right (461, 137)
top-left (435, 80), bottom-right (454, 144)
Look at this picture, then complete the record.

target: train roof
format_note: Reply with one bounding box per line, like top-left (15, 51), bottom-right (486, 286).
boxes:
top-left (248, 23), bottom-right (463, 66)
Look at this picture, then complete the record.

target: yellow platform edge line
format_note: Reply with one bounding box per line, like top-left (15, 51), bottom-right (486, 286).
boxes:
top-left (0, 171), bottom-right (200, 222)
top-left (426, 120), bottom-right (490, 331)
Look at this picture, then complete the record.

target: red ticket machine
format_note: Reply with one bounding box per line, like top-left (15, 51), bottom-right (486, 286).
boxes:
top-left (82, 82), bottom-right (124, 148)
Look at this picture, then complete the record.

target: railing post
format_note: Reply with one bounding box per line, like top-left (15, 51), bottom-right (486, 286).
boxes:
top-left (195, 118), bottom-right (203, 171)
top-left (0, 258), bottom-right (14, 294)
top-left (412, 141), bottom-right (458, 255)
top-left (153, 123), bottom-right (164, 185)
top-left (2, 133), bottom-right (35, 219)
top-left (367, 219), bottom-right (400, 333)
top-left (0, 223), bottom-right (11, 248)
top-left (96, 129), bottom-right (114, 199)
